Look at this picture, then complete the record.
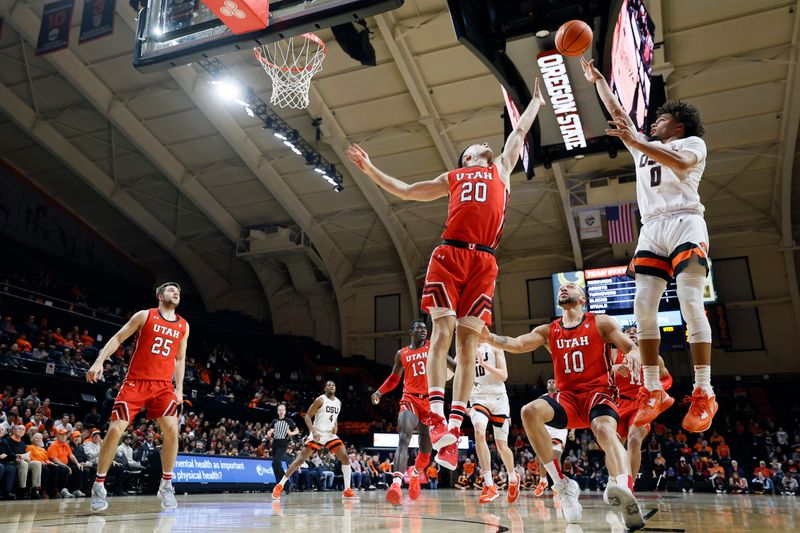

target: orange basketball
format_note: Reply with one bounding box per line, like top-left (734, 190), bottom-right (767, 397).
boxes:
top-left (555, 20), bottom-right (593, 57)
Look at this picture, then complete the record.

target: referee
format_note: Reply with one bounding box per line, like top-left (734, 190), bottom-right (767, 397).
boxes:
top-left (267, 404), bottom-right (299, 487)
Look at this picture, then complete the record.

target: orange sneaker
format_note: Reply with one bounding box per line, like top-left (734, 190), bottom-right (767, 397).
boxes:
top-left (632, 387), bottom-right (674, 427)
top-left (479, 484), bottom-right (499, 504)
top-left (343, 487), bottom-right (359, 499)
top-left (408, 471), bottom-right (421, 500)
top-left (682, 388), bottom-right (718, 433)
top-left (271, 483), bottom-right (283, 500)
top-left (533, 480), bottom-right (548, 497)
top-left (508, 473), bottom-right (520, 504)
top-left (386, 482), bottom-right (402, 505)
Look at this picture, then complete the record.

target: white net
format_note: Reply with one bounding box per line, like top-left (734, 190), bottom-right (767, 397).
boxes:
top-left (254, 32), bottom-right (326, 109)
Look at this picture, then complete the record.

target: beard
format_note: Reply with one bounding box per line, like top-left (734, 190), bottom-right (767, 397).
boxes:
top-left (558, 293), bottom-right (577, 305)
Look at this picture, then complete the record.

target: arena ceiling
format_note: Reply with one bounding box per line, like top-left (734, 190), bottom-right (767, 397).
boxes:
top-left (1, 0), bottom-right (799, 326)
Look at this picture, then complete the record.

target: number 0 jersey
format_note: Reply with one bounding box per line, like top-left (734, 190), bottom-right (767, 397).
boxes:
top-left (127, 308), bottom-right (188, 382)
top-left (313, 394), bottom-right (341, 435)
top-left (628, 136), bottom-right (707, 223)
top-left (548, 313), bottom-right (614, 395)
top-left (442, 164), bottom-right (509, 249)
top-left (400, 341), bottom-right (429, 396)
top-left (473, 343), bottom-right (506, 396)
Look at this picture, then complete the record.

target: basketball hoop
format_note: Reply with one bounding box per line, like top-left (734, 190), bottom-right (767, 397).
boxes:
top-left (254, 32), bottom-right (326, 109)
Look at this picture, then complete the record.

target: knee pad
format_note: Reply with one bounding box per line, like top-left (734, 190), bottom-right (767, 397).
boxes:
top-left (429, 307), bottom-right (456, 320)
top-left (676, 272), bottom-right (712, 343)
top-left (633, 275), bottom-right (668, 340)
top-left (457, 315), bottom-right (485, 333)
top-left (493, 420), bottom-right (510, 442)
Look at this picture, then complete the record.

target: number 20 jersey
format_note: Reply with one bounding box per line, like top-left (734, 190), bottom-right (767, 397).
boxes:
top-left (127, 308), bottom-right (188, 382)
top-left (400, 341), bottom-right (429, 396)
top-left (442, 164), bottom-right (509, 248)
top-left (548, 313), bottom-right (614, 395)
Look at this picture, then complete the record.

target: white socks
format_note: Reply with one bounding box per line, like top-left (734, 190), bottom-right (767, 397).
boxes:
top-left (543, 461), bottom-right (564, 482)
top-left (693, 365), bottom-right (713, 395)
top-left (484, 472), bottom-right (494, 487)
top-left (342, 464), bottom-right (352, 490)
top-left (392, 473), bottom-right (402, 485)
top-left (278, 475), bottom-right (289, 487)
top-left (643, 366), bottom-right (661, 391)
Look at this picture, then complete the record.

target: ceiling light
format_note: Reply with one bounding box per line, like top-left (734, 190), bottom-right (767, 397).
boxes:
top-left (574, 154), bottom-right (585, 160)
top-left (314, 167), bottom-right (326, 174)
top-left (273, 132), bottom-right (287, 141)
top-left (535, 29), bottom-right (550, 38)
top-left (210, 79), bottom-right (242, 102)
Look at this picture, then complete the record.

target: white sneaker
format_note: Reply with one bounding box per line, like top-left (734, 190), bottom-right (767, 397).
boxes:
top-left (61, 488), bottom-right (74, 498)
top-left (90, 483), bottom-right (108, 512)
top-left (73, 489), bottom-right (86, 498)
top-left (605, 483), bottom-right (644, 530)
top-left (603, 479), bottom-right (617, 505)
top-left (158, 482), bottom-right (178, 511)
top-left (553, 478), bottom-right (582, 524)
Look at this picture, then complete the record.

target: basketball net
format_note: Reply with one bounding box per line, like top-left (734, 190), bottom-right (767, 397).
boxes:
top-left (254, 33), bottom-right (326, 109)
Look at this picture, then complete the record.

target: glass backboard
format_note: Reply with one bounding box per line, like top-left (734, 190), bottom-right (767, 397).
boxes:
top-left (133, 0), bottom-right (404, 72)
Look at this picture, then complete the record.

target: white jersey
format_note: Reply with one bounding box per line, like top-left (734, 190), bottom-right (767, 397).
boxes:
top-left (628, 136), bottom-right (707, 223)
top-left (312, 395), bottom-right (341, 435)
top-left (473, 343), bottom-right (506, 396)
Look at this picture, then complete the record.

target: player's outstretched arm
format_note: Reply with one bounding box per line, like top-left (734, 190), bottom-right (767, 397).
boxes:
top-left (173, 323), bottom-right (189, 406)
top-left (596, 315), bottom-right (637, 355)
top-left (86, 310), bottom-right (148, 383)
top-left (607, 120), bottom-right (703, 174)
top-left (372, 350), bottom-right (404, 405)
top-left (305, 396), bottom-right (324, 440)
top-left (347, 144), bottom-right (449, 201)
top-left (481, 324), bottom-right (549, 354)
top-left (499, 78), bottom-right (546, 178)
top-left (580, 57), bottom-right (638, 129)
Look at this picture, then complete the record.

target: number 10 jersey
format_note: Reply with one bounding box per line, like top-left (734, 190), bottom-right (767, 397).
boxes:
top-left (547, 313), bottom-right (614, 396)
top-left (127, 308), bottom-right (188, 382)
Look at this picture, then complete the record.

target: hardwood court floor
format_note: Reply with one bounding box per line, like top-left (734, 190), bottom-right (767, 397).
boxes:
top-left (2, 489), bottom-right (799, 532)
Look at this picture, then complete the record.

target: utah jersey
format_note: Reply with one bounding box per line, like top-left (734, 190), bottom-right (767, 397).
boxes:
top-left (442, 164), bottom-right (509, 248)
top-left (400, 341), bottom-right (429, 396)
top-left (127, 309), bottom-right (188, 382)
top-left (614, 353), bottom-right (642, 399)
top-left (313, 395), bottom-right (341, 435)
top-left (548, 313), bottom-right (614, 395)
top-left (628, 136), bottom-right (707, 223)
top-left (473, 343), bottom-right (505, 396)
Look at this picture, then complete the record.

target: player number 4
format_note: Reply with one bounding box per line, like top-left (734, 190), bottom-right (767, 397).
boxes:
top-left (151, 337), bottom-right (173, 357)
top-left (460, 181), bottom-right (487, 203)
top-left (562, 350), bottom-right (585, 374)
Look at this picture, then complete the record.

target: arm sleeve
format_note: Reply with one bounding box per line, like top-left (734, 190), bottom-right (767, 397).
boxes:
top-left (377, 373), bottom-right (402, 395)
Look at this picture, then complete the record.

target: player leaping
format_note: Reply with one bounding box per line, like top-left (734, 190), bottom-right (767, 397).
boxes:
top-left (86, 282), bottom-right (188, 513)
top-left (582, 57), bottom-right (717, 433)
top-left (348, 79), bottom-right (546, 471)
top-left (470, 342), bottom-right (520, 504)
top-left (272, 380), bottom-right (357, 500)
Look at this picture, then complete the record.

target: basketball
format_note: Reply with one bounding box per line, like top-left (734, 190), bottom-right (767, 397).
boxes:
top-left (555, 20), bottom-right (593, 56)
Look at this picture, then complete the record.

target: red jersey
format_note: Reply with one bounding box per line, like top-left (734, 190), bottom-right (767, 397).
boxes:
top-left (548, 313), bottom-right (614, 395)
top-left (442, 164), bottom-right (509, 249)
top-left (400, 341), bottom-right (429, 396)
top-left (127, 308), bottom-right (188, 381)
top-left (614, 352), bottom-right (642, 398)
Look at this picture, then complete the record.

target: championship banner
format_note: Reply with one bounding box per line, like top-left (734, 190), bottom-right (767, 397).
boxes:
top-left (36, 0), bottom-right (74, 55)
top-left (578, 208), bottom-right (603, 240)
top-left (79, 0), bottom-right (115, 43)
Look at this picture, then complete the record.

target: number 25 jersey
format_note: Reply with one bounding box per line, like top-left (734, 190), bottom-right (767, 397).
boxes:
top-left (442, 164), bottom-right (509, 249)
top-left (548, 313), bottom-right (614, 395)
top-left (400, 341), bottom-right (429, 396)
top-left (127, 308), bottom-right (188, 382)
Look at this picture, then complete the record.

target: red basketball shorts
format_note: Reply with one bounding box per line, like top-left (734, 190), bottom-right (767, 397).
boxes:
top-left (542, 390), bottom-right (618, 430)
top-left (421, 244), bottom-right (498, 325)
top-left (615, 398), bottom-right (650, 439)
top-left (111, 380), bottom-right (179, 422)
top-left (400, 393), bottom-right (433, 427)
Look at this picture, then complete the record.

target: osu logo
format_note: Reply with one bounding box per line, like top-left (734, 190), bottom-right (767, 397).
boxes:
top-left (220, 0), bottom-right (246, 19)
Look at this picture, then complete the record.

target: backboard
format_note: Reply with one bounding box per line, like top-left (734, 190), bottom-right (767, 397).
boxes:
top-left (133, 0), bottom-right (404, 72)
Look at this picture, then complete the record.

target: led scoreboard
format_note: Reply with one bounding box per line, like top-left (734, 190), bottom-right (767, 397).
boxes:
top-left (584, 266), bottom-right (678, 313)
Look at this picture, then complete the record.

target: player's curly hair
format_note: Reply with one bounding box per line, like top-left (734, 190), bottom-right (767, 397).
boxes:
top-left (657, 100), bottom-right (705, 138)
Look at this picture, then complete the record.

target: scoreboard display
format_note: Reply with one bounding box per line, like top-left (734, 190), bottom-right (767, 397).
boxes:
top-left (584, 266), bottom-right (679, 314)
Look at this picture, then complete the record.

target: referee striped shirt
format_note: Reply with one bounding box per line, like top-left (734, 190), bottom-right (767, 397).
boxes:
top-left (271, 417), bottom-right (296, 441)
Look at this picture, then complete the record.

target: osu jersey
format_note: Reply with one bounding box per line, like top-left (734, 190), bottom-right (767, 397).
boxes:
top-left (442, 164), bottom-right (509, 248)
top-left (628, 136), bottom-right (707, 223)
top-left (548, 313), bottom-right (614, 395)
top-left (127, 309), bottom-right (188, 382)
top-left (400, 341), bottom-right (429, 396)
top-left (312, 395), bottom-right (341, 435)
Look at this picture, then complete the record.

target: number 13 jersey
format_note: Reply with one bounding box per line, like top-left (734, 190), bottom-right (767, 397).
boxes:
top-left (400, 341), bottom-right (429, 396)
top-left (127, 308), bottom-right (188, 382)
top-left (548, 313), bottom-right (614, 395)
top-left (443, 164), bottom-right (509, 248)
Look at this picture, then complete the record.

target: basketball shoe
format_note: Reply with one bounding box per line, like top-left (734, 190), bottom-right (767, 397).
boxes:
top-left (386, 481), bottom-right (402, 505)
top-left (604, 483), bottom-right (644, 530)
top-left (343, 487), bottom-right (359, 499)
top-left (552, 477), bottom-right (582, 524)
top-left (271, 484), bottom-right (283, 500)
top-left (533, 479), bottom-right (548, 497)
top-left (408, 469), bottom-right (421, 500)
top-left (682, 388), bottom-right (718, 433)
top-left (90, 483), bottom-right (108, 513)
top-left (632, 387), bottom-right (674, 427)
top-left (508, 472), bottom-right (520, 504)
top-left (157, 482), bottom-right (177, 511)
top-left (429, 413), bottom-right (456, 450)
top-left (480, 484), bottom-right (499, 504)
top-left (434, 429), bottom-right (459, 470)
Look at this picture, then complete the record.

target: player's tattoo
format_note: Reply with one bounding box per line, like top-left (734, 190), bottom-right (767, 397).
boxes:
top-left (492, 334), bottom-right (510, 346)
